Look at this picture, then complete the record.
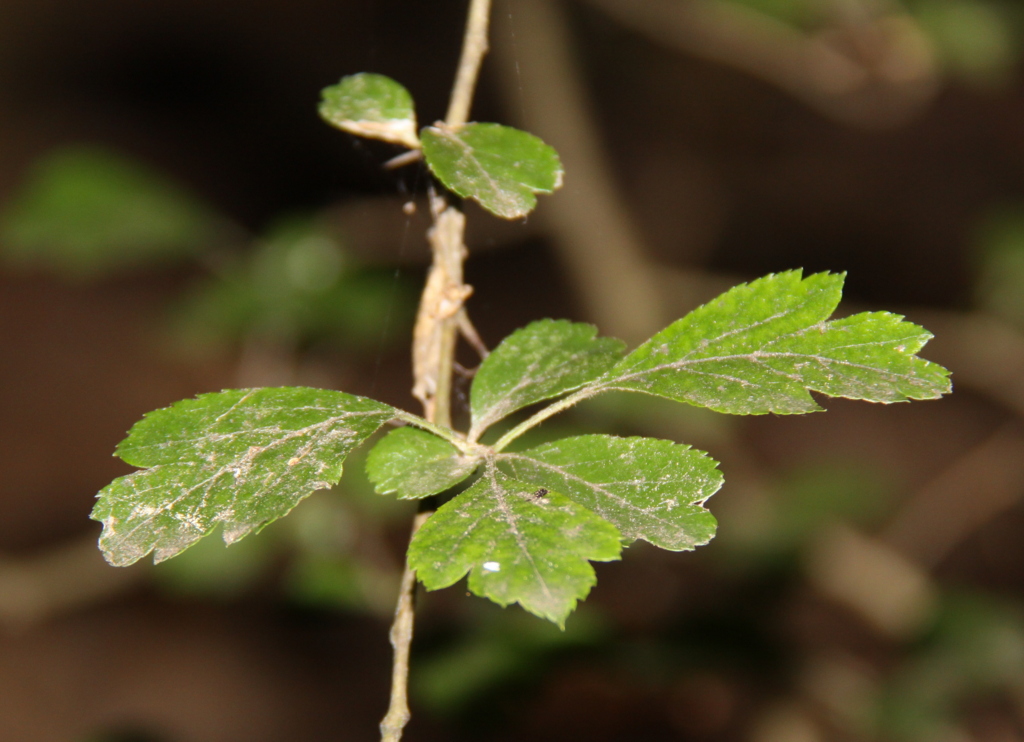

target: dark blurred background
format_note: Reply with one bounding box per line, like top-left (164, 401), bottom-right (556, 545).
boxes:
top-left (2, 0), bottom-right (1024, 740)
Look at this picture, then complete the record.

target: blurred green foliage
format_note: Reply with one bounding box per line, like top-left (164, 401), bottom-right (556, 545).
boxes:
top-left (911, 0), bottom-right (1021, 84)
top-left (0, 146), bottom-right (221, 278)
top-left (976, 206), bottom-right (1024, 324)
top-left (879, 593), bottom-right (1024, 740)
top-left (413, 605), bottom-right (607, 716)
top-left (171, 215), bottom-right (413, 354)
top-left (722, 0), bottom-right (1023, 85)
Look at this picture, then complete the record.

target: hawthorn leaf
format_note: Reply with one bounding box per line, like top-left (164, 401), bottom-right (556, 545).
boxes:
top-left (92, 387), bottom-right (395, 567)
top-left (599, 270), bottom-right (951, 414)
top-left (366, 426), bottom-right (479, 499)
top-left (469, 320), bottom-right (625, 440)
top-left (420, 123), bottom-right (563, 219)
top-left (497, 435), bottom-right (720, 551)
top-left (318, 73), bottom-right (420, 149)
top-left (408, 466), bottom-right (622, 627)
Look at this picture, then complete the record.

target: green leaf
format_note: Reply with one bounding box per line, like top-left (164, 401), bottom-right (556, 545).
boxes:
top-left (600, 270), bottom-right (951, 414)
top-left (497, 435), bottom-right (720, 551)
top-left (0, 146), bottom-right (219, 278)
top-left (469, 320), bottom-right (625, 440)
top-left (408, 466), bottom-right (622, 627)
top-left (92, 387), bottom-right (395, 567)
top-left (318, 73), bottom-right (420, 149)
top-left (420, 123), bottom-right (563, 219)
top-left (366, 426), bottom-right (479, 499)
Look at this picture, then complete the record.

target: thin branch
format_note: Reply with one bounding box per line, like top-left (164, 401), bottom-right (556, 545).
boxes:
top-left (384, 150), bottom-right (423, 170)
top-left (446, 0), bottom-right (493, 127)
top-left (882, 422), bottom-right (1024, 568)
top-left (410, 193), bottom-right (473, 429)
top-left (380, 1), bottom-right (495, 739)
top-left (379, 509), bottom-right (432, 742)
top-left (392, 410), bottom-right (476, 452)
top-left (577, 0), bottom-right (939, 128)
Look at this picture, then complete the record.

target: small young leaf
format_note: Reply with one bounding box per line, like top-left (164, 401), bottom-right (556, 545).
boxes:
top-left (408, 466), bottom-right (622, 627)
top-left (92, 387), bottom-right (395, 567)
top-left (469, 320), bottom-right (625, 440)
top-left (497, 435), bottom-right (720, 551)
top-left (366, 426), bottom-right (479, 499)
top-left (600, 270), bottom-right (951, 414)
top-left (420, 123), bottom-right (563, 219)
top-left (319, 73), bottom-right (420, 149)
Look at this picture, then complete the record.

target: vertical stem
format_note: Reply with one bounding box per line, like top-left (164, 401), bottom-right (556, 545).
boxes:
top-left (431, 311), bottom-right (459, 430)
top-left (446, 0), bottom-right (493, 127)
top-left (379, 509), bottom-right (431, 742)
top-left (379, 1), bottom-right (494, 740)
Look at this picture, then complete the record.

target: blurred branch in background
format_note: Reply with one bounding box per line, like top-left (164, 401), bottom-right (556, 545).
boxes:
top-left (578, 0), bottom-right (940, 127)
top-left (0, 536), bottom-right (148, 629)
top-left (493, 0), bottom-right (666, 344)
top-left (885, 421), bottom-right (1024, 568)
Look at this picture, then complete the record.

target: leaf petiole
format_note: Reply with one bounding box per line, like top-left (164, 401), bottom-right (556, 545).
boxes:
top-left (490, 384), bottom-right (606, 453)
top-left (390, 409), bottom-right (480, 455)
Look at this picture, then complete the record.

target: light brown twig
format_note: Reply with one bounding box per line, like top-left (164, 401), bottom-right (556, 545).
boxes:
top-left (379, 510), bottom-right (432, 742)
top-left (578, 0), bottom-right (938, 128)
top-left (380, 1), bottom-right (494, 739)
top-left (446, 0), bottom-right (493, 128)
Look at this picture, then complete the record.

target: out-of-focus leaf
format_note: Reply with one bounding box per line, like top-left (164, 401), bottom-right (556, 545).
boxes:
top-left (0, 146), bottom-right (219, 277)
top-left (712, 0), bottom-right (826, 27)
top-left (912, 0), bottom-right (1019, 85)
top-left (171, 215), bottom-right (413, 351)
top-left (975, 206), bottom-right (1024, 325)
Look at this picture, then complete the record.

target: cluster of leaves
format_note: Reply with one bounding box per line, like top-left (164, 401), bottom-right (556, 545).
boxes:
top-left (318, 73), bottom-right (563, 219)
top-left (92, 269), bottom-right (950, 627)
top-left (87, 72), bottom-right (949, 628)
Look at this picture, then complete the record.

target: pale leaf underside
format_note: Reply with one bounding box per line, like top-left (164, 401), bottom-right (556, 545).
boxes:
top-left (318, 72), bottom-right (420, 149)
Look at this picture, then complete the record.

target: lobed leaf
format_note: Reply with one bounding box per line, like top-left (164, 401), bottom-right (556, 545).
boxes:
top-left (318, 73), bottom-right (420, 149)
top-left (366, 426), bottom-right (479, 499)
top-left (497, 435), bottom-right (720, 551)
top-left (92, 387), bottom-right (395, 566)
top-left (469, 320), bottom-right (625, 440)
top-left (420, 123), bottom-right (563, 219)
top-left (599, 271), bottom-right (951, 414)
top-left (408, 466), bottom-right (622, 627)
